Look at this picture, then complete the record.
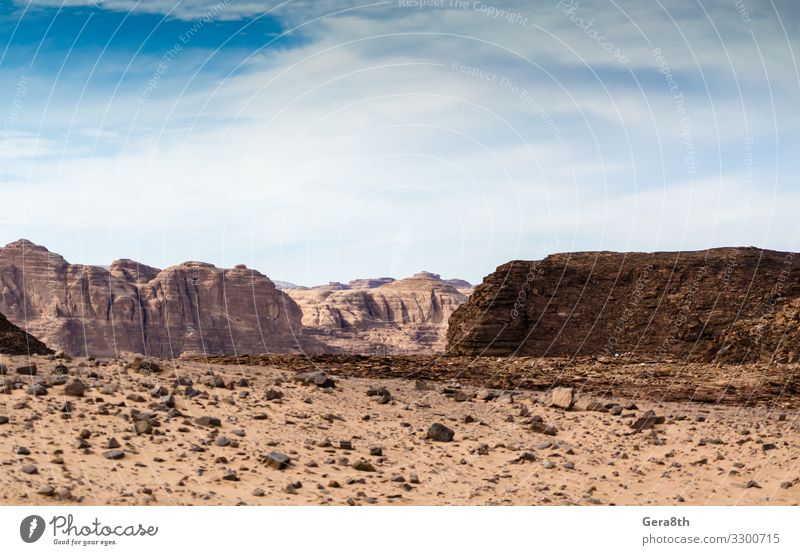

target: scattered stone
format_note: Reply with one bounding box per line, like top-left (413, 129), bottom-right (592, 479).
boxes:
top-left (631, 411), bottom-right (665, 432)
top-left (21, 464), bottom-right (38, 474)
top-left (196, 416), bottom-right (222, 427)
top-left (27, 384), bottom-right (47, 396)
top-left (353, 459), bottom-right (376, 472)
top-left (550, 387), bottom-right (574, 410)
top-left (16, 364), bottom-right (37, 376)
top-left (266, 451), bottom-right (291, 470)
top-left (64, 379), bottom-right (86, 397)
top-left (427, 423), bottom-right (455, 442)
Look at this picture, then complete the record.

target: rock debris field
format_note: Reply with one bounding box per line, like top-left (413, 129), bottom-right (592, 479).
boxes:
top-left (1, 354), bottom-right (798, 506)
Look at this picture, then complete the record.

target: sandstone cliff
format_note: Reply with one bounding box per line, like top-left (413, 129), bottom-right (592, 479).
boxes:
top-left (0, 240), bottom-right (305, 358)
top-left (447, 248), bottom-right (800, 363)
top-left (287, 271), bottom-right (469, 353)
top-left (0, 310), bottom-right (51, 355)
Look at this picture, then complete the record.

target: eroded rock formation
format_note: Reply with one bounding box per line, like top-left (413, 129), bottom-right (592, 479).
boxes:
top-left (447, 247), bottom-right (800, 363)
top-left (0, 240), bottom-right (304, 358)
top-left (287, 271), bottom-right (470, 353)
top-left (0, 310), bottom-right (51, 355)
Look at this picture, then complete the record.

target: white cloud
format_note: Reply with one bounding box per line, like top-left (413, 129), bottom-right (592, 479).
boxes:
top-left (2, 0), bottom-right (799, 284)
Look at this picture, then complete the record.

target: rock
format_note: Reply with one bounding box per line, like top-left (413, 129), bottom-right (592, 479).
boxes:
top-left (195, 416), bottom-right (222, 427)
top-left (531, 421), bottom-right (558, 436)
top-left (0, 363), bottom-right (7, 375)
top-left (339, 440), bottom-right (354, 450)
top-left (133, 420), bottom-right (152, 435)
top-left (16, 446), bottom-right (30, 455)
top-left (631, 411), bottom-right (666, 432)
top-left (21, 464), bottom-right (38, 474)
top-left (266, 451), bottom-right (291, 470)
top-left (296, 371), bottom-right (336, 388)
top-left (609, 405), bottom-right (623, 416)
top-left (427, 423), bottom-right (455, 442)
top-left (0, 240), bottom-right (303, 358)
top-left (550, 387), bottom-right (574, 410)
top-left (215, 436), bottom-right (230, 447)
top-left (573, 397), bottom-right (606, 412)
top-left (285, 272), bottom-right (469, 354)
top-left (369, 446), bottom-right (383, 456)
top-left (265, 389), bottom-right (283, 401)
top-left (103, 449), bottom-right (125, 460)
top-left (0, 416), bottom-right (9, 424)
top-left (222, 469), bottom-right (239, 481)
top-left (745, 480), bottom-right (761, 489)
top-left (37, 485), bottom-right (56, 496)
top-left (762, 443), bottom-right (777, 451)
top-left (63, 379), bottom-right (85, 397)
top-left (106, 438), bottom-right (121, 449)
top-left (352, 459), bottom-right (376, 471)
top-left (126, 393), bottom-right (146, 402)
top-left (16, 364), bottom-right (38, 376)
top-left (53, 363), bottom-right (69, 374)
top-left (27, 384), bottom-right (47, 396)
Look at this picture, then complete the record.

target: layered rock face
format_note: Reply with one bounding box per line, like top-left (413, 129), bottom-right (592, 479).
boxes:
top-left (0, 310), bottom-right (51, 355)
top-left (447, 248), bottom-right (800, 363)
top-left (0, 240), bottom-right (304, 358)
top-left (286, 272), bottom-right (470, 353)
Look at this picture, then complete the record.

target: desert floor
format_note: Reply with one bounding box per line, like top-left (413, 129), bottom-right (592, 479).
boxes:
top-left (1, 354), bottom-right (798, 505)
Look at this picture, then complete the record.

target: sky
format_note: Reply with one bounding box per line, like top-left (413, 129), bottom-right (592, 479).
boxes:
top-left (0, 0), bottom-right (798, 286)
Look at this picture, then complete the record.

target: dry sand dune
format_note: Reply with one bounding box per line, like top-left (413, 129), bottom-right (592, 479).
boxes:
top-left (1, 355), bottom-right (798, 506)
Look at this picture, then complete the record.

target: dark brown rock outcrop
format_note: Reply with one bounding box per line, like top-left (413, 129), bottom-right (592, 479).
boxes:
top-left (0, 310), bottom-right (52, 355)
top-left (447, 247), bottom-right (800, 363)
top-left (0, 240), bottom-right (304, 358)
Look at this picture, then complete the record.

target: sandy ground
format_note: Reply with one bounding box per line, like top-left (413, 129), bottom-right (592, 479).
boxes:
top-left (0, 354), bottom-right (798, 506)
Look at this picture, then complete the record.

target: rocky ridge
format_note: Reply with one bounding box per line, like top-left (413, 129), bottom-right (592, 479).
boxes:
top-left (0, 240), bottom-right (305, 358)
top-left (448, 247), bottom-right (800, 362)
top-left (286, 272), bottom-right (471, 354)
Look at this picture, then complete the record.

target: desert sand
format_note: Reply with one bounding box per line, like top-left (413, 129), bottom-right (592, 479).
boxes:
top-left (1, 354), bottom-right (798, 506)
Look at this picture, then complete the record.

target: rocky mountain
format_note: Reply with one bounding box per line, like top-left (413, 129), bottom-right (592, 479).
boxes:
top-left (447, 247), bottom-right (800, 363)
top-left (286, 271), bottom-right (469, 353)
top-left (0, 240), bottom-right (305, 358)
top-left (0, 310), bottom-right (51, 355)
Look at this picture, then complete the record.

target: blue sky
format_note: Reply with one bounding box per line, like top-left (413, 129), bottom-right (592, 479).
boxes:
top-left (1, 0), bottom-right (799, 285)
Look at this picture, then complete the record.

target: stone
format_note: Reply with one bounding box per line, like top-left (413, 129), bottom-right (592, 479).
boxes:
top-left (133, 420), bottom-right (152, 435)
top-left (196, 416), bottom-right (222, 427)
top-left (16, 364), bottom-right (38, 376)
top-left (0, 416), bottom-right (9, 424)
top-left (550, 387), bottom-right (574, 410)
top-left (631, 411), bottom-right (665, 432)
top-left (745, 480), bottom-right (761, 489)
top-left (352, 459), bottom-right (376, 472)
top-left (266, 451), bottom-right (291, 470)
top-left (106, 437), bottom-right (121, 449)
top-left (222, 469), bottom-right (239, 481)
top-left (265, 389), bottom-right (283, 401)
top-left (16, 446), bottom-right (30, 455)
top-left (126, 393), bottom-right (146, 402)
top-left (427, 423), bottom-right (455, 442)
top-left (27, 384), bottom-right (47, 396)
top-left (63, 379), bottom-right (85, 397)
top-left (21, 464), bottom-right (38, 474)
top-left (531, 421), bottom-right (558, 436)
top-left (369, 446), bottom-right (383, 456)
top-left (103, 449), bottom-right (125, 460)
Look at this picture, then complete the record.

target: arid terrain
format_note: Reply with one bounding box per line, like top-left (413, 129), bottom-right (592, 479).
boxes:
top-left (1, 353), bottom-right (798, 506)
